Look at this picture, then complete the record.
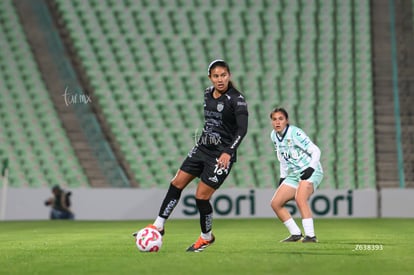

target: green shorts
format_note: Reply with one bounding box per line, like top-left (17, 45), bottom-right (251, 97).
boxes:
top-left (282, 166), bottom-right (324, 190)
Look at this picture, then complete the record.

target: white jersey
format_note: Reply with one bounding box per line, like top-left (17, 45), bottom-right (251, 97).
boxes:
top-left (270, 125), bottom-right (322, 178)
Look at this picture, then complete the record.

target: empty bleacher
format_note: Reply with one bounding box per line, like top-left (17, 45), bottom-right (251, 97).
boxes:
top-left (45, 0), bottom-right (376, 189)
top-left (0, 0), bottom-right (89, 188)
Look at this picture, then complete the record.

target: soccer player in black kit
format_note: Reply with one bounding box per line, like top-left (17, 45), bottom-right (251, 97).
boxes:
top-left (133, 60), bottom-right (248, 252)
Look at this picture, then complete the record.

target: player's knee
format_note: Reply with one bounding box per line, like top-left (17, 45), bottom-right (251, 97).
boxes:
top-left (171, 177), bottom-right (189, 190)
top-left (295, 196), bottom-right (308, 209)
top-left (298, 180), bottom-right (314, 193)
top-left (270, 198), bottom-right (283, 211)
top-left (171, 170), bottom-right (194, 189)
top-left (195, 189), bottom-right (212, 200)
top-left (170, 180), bottom-right (181, 189)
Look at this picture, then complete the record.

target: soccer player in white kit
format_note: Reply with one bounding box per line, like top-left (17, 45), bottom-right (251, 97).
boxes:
top-left (269, 108), bottom-right (323, 243)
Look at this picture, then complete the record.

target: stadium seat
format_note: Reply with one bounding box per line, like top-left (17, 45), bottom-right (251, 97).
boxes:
top-left (0, 0), bottom-right (88, 188)
top-left (46, 0), bottom-right (376, 189)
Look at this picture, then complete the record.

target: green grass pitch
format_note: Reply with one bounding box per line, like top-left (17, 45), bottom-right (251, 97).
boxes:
top-left (0, 218), bottom-right (413, 275)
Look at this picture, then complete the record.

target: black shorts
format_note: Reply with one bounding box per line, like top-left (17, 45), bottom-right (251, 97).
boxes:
top-left (180, 146), bottom-right (233, 189)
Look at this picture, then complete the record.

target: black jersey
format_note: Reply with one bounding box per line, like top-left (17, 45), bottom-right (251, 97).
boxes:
top-left (197, 85), bottom-right (248, 161)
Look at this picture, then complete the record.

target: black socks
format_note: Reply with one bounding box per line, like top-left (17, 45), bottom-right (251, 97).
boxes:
top-left (158, 184), bottom-right (213, 234)
top-left (196, 198), bottom-right (213, 233)
top-left (158, 184), bottom-right (182, 219)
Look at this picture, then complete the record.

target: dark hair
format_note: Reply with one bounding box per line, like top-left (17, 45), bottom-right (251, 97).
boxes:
top-left (52, 184), bottom-right (61, 192)
top-left (207, 59), bottom-right (235, 89)
top-left (207, 59), bottom-right (231, 76)
top-left (269, 107), bottom-right (289, 119)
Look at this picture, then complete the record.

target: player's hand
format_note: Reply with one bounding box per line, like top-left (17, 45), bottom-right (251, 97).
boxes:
top-left (300, 167), bottom-right (314, 180)
top-left (217, 153), bottom-right (231, 169)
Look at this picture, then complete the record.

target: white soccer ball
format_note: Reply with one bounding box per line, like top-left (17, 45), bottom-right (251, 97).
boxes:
top-left (135, 227), bottom-right (163, 252)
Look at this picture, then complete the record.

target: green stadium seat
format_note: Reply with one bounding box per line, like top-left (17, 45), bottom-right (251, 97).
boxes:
top-left (45, 0), bottom-right (376, 189)
top-left (0, 0), bottom-right (89, 188)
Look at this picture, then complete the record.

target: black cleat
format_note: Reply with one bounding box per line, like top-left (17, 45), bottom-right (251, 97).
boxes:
top-left (280, 234), bottom-right (303, 242)
top-left (186, 235), bottom-right (215, 252)
top-left (302, 235), bottom-right (318, 243)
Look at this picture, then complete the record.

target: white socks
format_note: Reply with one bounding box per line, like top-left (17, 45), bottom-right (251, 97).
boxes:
top-left (302, 218), bottom-right (315, 237)
top-left (283, 218), bottom-right (302, 235)
top-left (201, 231), bottom-right (213, 241)
top-left (153, 216), bottom-right (165, 231)
top-left (284, 217), bottom-right (316, 237)
top-left (154, 216), bottom-right (214, 241)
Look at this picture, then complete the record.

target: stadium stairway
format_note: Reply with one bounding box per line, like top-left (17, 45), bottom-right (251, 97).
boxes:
top-left (397, 1), bottom-right (414, 188)
top-left (0, 0), bottom-right (89, 188)
top-left (371, 0), bottom-right (414, 188)
top-left (13, 0), bottom-right (132, 187)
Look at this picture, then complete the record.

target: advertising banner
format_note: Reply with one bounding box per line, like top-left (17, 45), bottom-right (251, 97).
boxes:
top-left (1, 187), bottom-right (380, 220)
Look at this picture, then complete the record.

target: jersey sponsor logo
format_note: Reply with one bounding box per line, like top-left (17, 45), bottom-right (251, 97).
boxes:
top-left (278, 147), bottom-right (301, 161)
top-left (290, 149), bottom-right (299, 159)
top-left (237, 101), bottom-right (247, 106)
top-left (205, 110), bottom-right (222, 119)
top-left (280, 151), bottom-right (290, 161)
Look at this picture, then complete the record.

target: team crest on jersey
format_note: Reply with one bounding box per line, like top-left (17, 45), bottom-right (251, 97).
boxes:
top-left (217, 102), bottom-right (224, 112)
